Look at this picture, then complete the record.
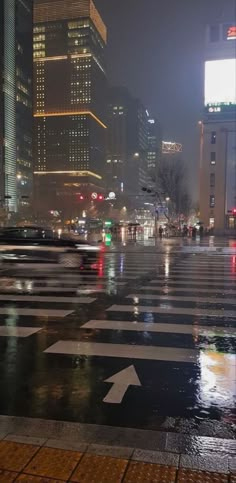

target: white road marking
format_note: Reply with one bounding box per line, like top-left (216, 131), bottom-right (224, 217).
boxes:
top-left (81, 320), bottom-right (236, 337)
top-left (103, 365), bottom-right (141, 404)
top-left (0, 308), bottom-right (72, 317)
top-left (150, 280), bottom-right (236, 286)
top-left (0, 326), bottom-right (42, 337)
top-left (151, 275), bottom-right (236, 281)
top-left (44, 341), bottom-right (198, 362)
top-left (140, 286), bottom-right (236, 296)
top-left (126, 294), bottom-right (236, 305)
top-left (169, 269), bottom-right (234, 274)
top-left (0, 295), bottom-right (96, 303)
top-left (107, 305), bottom-right (236, 318)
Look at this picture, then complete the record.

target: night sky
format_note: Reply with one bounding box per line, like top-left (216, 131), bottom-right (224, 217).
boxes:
top-left (96, 0), bottom-right (236, 200)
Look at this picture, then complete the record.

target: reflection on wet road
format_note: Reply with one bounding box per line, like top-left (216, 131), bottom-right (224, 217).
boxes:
top-left (0, 239), bottom-right (235, 440)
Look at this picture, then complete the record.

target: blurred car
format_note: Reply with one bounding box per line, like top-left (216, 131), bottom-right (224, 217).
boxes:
top-left (0, 226), bottom-right (100, 268)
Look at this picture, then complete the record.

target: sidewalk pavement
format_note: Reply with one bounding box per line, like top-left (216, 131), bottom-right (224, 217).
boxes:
top-left (0, 431), bottom-right (235, 482)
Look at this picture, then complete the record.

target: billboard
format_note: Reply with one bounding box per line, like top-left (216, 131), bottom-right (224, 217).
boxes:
top-left (205, 59), bottom-right (236, 108)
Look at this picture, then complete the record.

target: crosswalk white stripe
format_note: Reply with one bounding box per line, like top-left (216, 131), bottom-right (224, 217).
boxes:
top-left (140, 286), bottom-right (236, 295)
top-left (126, 294), bottom-right (236, 305)
top-left (0, 286), bottom-right (108, 294)
top-left (44, 340), bottom-right (198, 362)
top-left (0, 308), bottom-right (72, 317)
top-left (0, 279), bottom-right (126, 287)
top-left (0, 295), bottom-right (95, 303)
top-left (8, 273), bottom-right (139, 280)
top-left (150, 280), bottom-right (235, 286)
top-left (81, 320), bottom-right (236, 337)
top-left (0, 326), bottom-right (42, 337)
top-left (170, 267), bottom-right (234, 272)
top-left (107, 305), bottom-right (236, 317)
top-left (151, 275), bottom-right (236, 280)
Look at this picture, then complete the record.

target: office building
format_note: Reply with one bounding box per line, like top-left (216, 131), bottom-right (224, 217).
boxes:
top-left (199, 21), bottom-right (236, 234)
top-left (147, 118), bottom-right (162, 172)
top-left (33, 0), bottom-right (107, 215)
top-left (106, 86), bottom-right (149, 195)
top-left (0, 0), bottom-right (33, 214)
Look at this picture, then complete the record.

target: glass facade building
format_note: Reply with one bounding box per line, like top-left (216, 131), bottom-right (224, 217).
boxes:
top-left (0, 0), bottom-right (33, 213)
top-left (33, 0), bottom-right (107, 188)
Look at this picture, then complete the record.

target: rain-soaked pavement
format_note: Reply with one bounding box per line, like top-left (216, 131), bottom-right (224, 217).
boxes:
top-left (0, 237), bottom-right (235, 446)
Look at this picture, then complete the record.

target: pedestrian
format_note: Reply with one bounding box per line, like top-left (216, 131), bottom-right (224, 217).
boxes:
top-left (159, 226), bottom-right (163, 239)
top-left (192, 226), bottom-right (197, 238)
top-left (199, 225), bottom-right (204, 237)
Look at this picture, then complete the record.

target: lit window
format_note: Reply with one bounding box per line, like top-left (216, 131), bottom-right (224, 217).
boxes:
top-left (210, 195), bottom-right (215, 208)
top-left (210, 152), bottom-right (216, 165)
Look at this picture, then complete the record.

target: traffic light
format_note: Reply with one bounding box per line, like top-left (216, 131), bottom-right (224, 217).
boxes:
top-left (98, 194), bottom-right (104, 200)
top-left (78, 195), bottom-right (84, 201)
top-left (233, 208), bottom-right (236, 214)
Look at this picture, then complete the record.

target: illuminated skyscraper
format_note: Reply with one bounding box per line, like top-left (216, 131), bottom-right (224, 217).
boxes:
top-left (0, 0), bottom-right (33, 213)
top-left (33, 0), bottom-right (107, 213)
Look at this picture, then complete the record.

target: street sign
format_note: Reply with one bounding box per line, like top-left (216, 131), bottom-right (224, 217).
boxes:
top-left (91, 192), bottom-right (98, 200)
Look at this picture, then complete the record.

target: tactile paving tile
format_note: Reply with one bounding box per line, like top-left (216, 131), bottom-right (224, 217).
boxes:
top-left (24, 447), bottom-right (82, 480)
top-left (0, 441), bottom-right (39, 472)
top-left (123, 461), bottom-right (176, 483)
top-left (177, 468), bottom-right (229, 482)
top-left (16, 475), bottom-right (66, 482)
top-left (0, 469), bottom-right (19, 483)
top-left (71, 453), bottom-right (128, 483)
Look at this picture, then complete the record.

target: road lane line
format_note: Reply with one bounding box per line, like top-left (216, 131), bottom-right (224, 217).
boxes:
top-left (126, 294), bottom-right (236, 305)
top-left (44, 341), bottom-right (198, 362)
top-left (0, 326), bottom-right (42, 337)
top-left (81, 320), bottom-right (236, 337)
top-left (107, 305), bottom-right (236, 317)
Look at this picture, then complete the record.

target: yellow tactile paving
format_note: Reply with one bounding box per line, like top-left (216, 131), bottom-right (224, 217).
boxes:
top-left (0, 441), bottom-right (39, 472)
top-left (24, 446), bottom-right (82, 480)
top-left (0, 469), bottom-right (19, 483)
top-left (177, 468), bottom-right (229, 482)
top-left (123, 461), bottom-right (177, 483)
top-left (16, 474), bottom-right (66, 482)
top-left (71, 453), bottom-right (128, 483)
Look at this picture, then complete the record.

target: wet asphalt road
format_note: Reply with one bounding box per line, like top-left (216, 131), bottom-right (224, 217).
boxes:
top-left (0, 238), bottom-right (235, 440)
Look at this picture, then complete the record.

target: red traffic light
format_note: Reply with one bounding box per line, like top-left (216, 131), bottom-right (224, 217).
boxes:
top-left (233, 208), bottom-right (236, 214)
top-left (79, 195), bottom-right (84, 201)
top-left (98, 194), bottom-right (104, 200)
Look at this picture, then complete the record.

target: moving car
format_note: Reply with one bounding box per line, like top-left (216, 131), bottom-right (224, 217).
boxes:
top-left (0, 226), bottom-right (100, 268)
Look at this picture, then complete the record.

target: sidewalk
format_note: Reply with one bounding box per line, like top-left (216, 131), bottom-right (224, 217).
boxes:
top-left (0, 416), bottom-right (235, 482)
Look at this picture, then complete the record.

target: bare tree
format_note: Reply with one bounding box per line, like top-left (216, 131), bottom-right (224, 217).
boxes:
top-left (149, 158), bottom-right (192, 220)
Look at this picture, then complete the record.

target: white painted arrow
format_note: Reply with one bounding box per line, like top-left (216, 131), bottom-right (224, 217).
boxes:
top-left (103, 365), bottom-right (141, 404)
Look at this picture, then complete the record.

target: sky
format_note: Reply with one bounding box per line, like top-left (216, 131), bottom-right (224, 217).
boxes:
top-left (96, 0), bottom-right (236, 200)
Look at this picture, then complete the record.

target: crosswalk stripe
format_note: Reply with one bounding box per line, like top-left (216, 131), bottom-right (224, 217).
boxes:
top-left (0, 308), bottom-right (72, 317)
top-left (0, 286), bottom-right (108, 294)
top-left (0, 279), bottom-right (126, 287)
top-left (151, 275), bottom-right (236, 281)
top-left (4, 273), bottom-right (139, 280)
top-left (81, 320), bottom-right (235, 337)
top-left (107, 305), bottom-right (236, 318)
top-left (126, 294), bottom-right (236, 305)
top-left (150, 280), bottom-right (236, 286)
top-left (44, 340), bottom-right (198, 362)
top-left (0, 295), bottom-right (95, 303)
top-left (0, 326), bottom-right (42, 337)
top-left (139, 286), bottom-right (236, 295)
